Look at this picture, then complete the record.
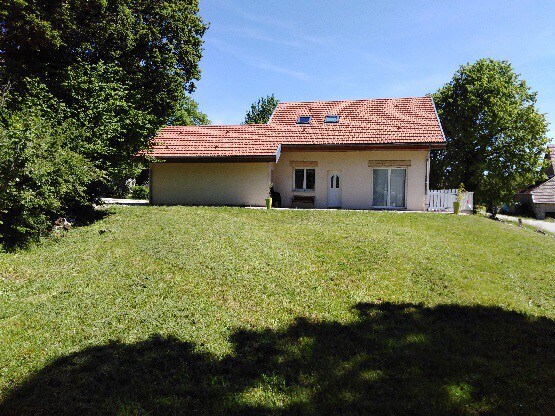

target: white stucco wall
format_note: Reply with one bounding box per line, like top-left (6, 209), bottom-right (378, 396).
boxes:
top-left (150, 162), bottom-right (269, 206)
top-left (272, 150), bottom-right (429, 210)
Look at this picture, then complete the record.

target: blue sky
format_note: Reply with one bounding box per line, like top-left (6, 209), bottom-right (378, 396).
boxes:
top-left (195, 0), bottom-right (554, 139)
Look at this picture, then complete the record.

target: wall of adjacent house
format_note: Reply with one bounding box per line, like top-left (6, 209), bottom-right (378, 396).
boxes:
top-left (534, 204), bottom-right (555, 220)
top-left (150, 162), bottom-right (269, 206)
top-left (272, 150), bottom-right (429, 210)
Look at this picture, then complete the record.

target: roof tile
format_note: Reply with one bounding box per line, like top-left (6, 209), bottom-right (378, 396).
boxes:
top-left (144, 96), bottom-right (445, 158)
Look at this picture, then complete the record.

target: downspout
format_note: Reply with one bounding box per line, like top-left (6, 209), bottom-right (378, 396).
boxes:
top-left (426, 144), bottom-right (431, 194)
top-left (428, 95), bottom-right (445, 211)
top-left (148, 162), bottom-right (153, 205)
top-left (425, 145), bottom-right (431, 211)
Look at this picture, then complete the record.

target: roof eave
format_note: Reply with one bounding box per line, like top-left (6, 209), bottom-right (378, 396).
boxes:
top-left (430, 95), bottom-right (447, 143)
top-left (147, 155), bottom-right (276, 163)
top-left (279, 142), bottom-right (446, 151)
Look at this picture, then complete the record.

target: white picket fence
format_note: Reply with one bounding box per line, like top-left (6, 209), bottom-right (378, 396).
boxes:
top-left (427, 189), bottom-right (474, 212)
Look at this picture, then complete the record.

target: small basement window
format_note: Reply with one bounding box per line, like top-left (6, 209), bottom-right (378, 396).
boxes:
top-left (324, 115), bottom-right (339, 123)
top-left (297, 116), bottom-right (311, 124)
top-left (294, 168), bottom-right (315, 190)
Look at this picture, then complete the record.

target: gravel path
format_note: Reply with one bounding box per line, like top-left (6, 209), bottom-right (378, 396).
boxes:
top-left (497, 214), bottom-right (555, 235)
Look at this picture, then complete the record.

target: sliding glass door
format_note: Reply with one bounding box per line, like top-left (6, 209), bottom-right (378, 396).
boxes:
top-left (372, 169), bottom-right (389, 207)
top-left (372, 168), bottom-right (406, 208)
top-left (389, 169), bottom-right (406, 207)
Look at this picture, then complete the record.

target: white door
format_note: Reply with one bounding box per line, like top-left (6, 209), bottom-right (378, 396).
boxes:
top-left (327, 171), bottom-right (342, 208)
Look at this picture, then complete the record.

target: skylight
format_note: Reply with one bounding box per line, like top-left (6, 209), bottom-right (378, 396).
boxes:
top-left (297, 116), bottom-right (311, 124)
top-left (324, 115), bottom-right (339, 123)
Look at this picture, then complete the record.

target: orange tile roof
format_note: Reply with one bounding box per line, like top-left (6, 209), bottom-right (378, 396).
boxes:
top-left (144, 96), bottom-right (445, 159)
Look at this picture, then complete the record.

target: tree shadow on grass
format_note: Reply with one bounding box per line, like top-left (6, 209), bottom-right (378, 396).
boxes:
top-left (1, 207), bottom-right (112, 251)
top-left (1, 303), bottom-right (554, 415)
top-left (70, 205), bottom-right (113, 227)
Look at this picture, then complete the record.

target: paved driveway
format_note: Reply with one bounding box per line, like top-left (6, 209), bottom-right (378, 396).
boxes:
top-left (497, 214), bottom-right (555, 235)
top-left (101, 198), bottom-right (149, 206)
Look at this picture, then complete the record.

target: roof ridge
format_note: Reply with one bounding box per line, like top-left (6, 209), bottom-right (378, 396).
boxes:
top-left (161, 124), bottom-right (272, 129)
top-left (276, 96), bottom-right (432, 106)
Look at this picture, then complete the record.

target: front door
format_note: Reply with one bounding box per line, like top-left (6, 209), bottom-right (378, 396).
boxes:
top-left (327, 171), bottom-right (342, 208)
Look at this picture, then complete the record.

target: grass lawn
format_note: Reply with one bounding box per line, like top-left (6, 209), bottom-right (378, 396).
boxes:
top-left (0, 206), bottom-right (554, 415)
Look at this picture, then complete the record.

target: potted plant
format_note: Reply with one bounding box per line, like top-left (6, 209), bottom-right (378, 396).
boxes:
top-left (265, 183), bottom-right (273, 209)
top-left (453, 183), bottom-right (466, 215)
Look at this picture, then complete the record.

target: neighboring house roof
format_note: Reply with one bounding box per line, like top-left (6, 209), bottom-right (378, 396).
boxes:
top-left (516, 146), bottom-right (555, 203)
top-left (143, 96), bottom-right (445, 159)
top-left (523, 177), bottom-right (555, 204)
top-left (515, 145), bottom-right (555, 204)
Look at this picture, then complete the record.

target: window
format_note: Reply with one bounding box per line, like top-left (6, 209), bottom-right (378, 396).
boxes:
top-left (294, 168), bottom-right (315, 190)
top-left (297, 116), bottom-right (311, 124)
top-left (324, 115), bottom-right (339, 123)
top-left (372, 168), bottom-right (406, 207)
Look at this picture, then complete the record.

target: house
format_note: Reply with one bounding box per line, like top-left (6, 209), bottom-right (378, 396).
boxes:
top-left (142, 96), bottom-right (446, 210)
top-left (514, 144), bottom-right (555, 219)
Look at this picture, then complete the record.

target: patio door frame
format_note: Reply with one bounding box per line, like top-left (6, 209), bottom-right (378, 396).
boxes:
top-left (372, 167), bottom-right (407, 209)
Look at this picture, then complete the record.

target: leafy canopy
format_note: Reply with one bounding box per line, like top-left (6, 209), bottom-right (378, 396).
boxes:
top-left (60, 61), bottom-right (157, 195)
top-left (0, 0), bottom-right (207, 197)
top-left (244, 94), bottom-right (279, 124)
top-left (0, 0), bottom-right (208, 124)
top-left (0, 1), bottom-right (208, 245)
top-left (168, 96), bottom-right (210, 126)
top-left (432, 58), bottom-right (549, 211)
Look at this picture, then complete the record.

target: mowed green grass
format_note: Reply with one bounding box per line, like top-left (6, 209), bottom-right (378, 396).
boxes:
top-left (0, 207), bottom-right (554, 415)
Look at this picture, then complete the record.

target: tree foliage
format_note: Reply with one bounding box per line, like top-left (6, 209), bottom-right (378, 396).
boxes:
top-left (432, 59), bottom-right (549, 212)
top-left (0, 1), bottom-right (208, 246)
top-left (0, 88), bottom-right (99, 247)
top-left (0, 0), bottom-right (207, 124)
top-left (244, 94), bottom-right (279, 124)
top-left (168, 95), bottom-right (210, 126)
top-left (61, 61), bottom-right (157, 195)
top-left (0, 0), bottom-right (207, 194)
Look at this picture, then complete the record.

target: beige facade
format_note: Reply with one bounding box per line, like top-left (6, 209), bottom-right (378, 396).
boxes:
top-left (150, 162), bottom-right (269, 206)
top-left (272, 149), bottom-right (429, 210)
top-left (150, 149), bottom-right (430, 211)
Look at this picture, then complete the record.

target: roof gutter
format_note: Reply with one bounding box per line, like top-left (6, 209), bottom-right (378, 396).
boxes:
top-left (147, 155), bottom-right (276, 163)
top-left (279, 142), bottom-right (446, 151)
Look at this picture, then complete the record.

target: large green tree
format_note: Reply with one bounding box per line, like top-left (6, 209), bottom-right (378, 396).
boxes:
top-left (432, 59), bottom-right (549, 212)
top-left (168, 95), bottom-right (210, 126)
top-left (60, 61), bottom-right (157, 195)
top-left (0, 0), bottom-right (207, 195)
top-left (0, 0), bottom-right (207, 124)
top-left (244, 94), bottom-right (279, 124)
top-left (0, 1), bottom-right (208, 245)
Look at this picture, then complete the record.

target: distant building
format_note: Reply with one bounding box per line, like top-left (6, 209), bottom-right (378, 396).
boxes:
top-left (514, 145), bottom-right (555, 219)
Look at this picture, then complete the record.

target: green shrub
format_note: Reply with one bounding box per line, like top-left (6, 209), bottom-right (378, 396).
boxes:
top-left (0, 103), bottom-right (99, 248)
top-left (473, 205), bottom-right (488, 216)
top-left (130, 185), bottom-right (149, 200)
